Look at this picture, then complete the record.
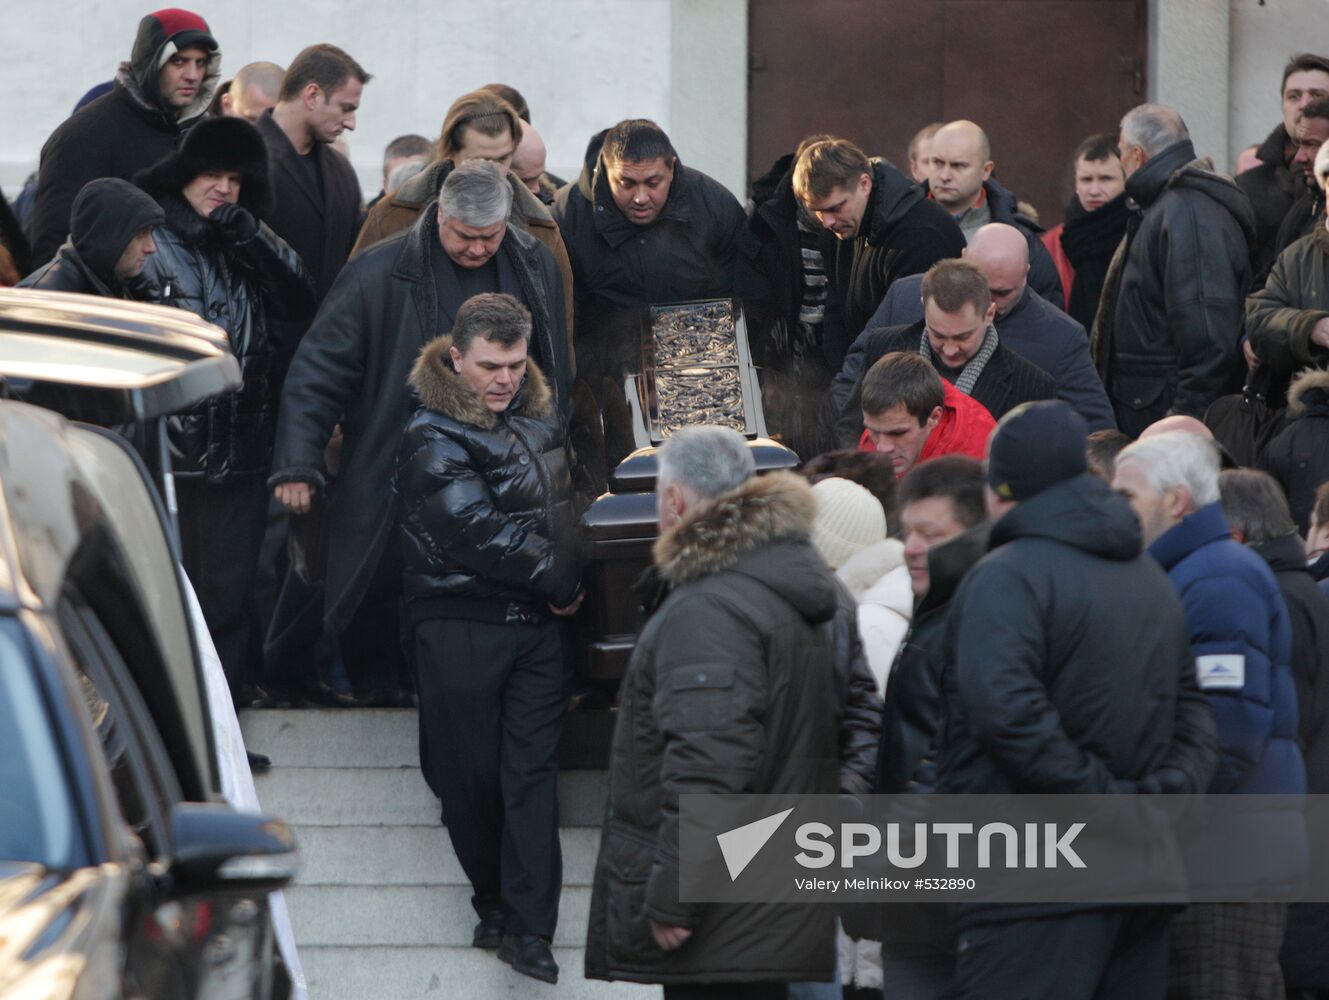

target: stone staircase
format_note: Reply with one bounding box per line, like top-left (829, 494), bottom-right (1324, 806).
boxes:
top-left (239, 708), bottom-right (656, 999)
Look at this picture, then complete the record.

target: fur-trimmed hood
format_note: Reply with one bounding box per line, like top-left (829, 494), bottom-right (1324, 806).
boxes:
top-left (408, 335), bottom-right (553, 429)
top-left (653, 471), bottom-right (819, 588)
top-left (1288, 367), bottom-right (1329, 419)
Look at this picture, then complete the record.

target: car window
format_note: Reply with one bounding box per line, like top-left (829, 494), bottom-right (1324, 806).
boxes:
top-left (59, 600), bottom-right (181, 859)
top-left (0, 626), bottom-right (81, 870)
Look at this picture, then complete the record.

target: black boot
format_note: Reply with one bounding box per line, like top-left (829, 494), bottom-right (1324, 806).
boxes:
top-left (472, 911), bottom-right (504, 950)
top-left (497, 934), bottom-right (558, 984)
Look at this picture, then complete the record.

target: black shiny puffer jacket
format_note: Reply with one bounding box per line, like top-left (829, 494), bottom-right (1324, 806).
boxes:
top-left (393, 336), bottom-right (581, 626)
top-left (135, 197), bottom-right (315, 480)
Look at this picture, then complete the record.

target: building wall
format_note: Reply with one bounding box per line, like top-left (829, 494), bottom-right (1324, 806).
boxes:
top-left (1229, 0), bottom-right (1329, 167)
top-left (0, 0), bottom-right (749, 200)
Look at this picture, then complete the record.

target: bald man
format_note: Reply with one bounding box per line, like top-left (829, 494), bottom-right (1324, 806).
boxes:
top-left (221, 61), bottom-right (284, 122)
top-left (512, 121), bottom-right (556, 204)
top-left (924, 120), bottom-right (1063, 304)
top-left (831, 223), bottom-right (1115, 430)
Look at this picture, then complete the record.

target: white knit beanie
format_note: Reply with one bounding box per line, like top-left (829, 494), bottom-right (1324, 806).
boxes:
top-left (810, 477), bottom-right (888, 570)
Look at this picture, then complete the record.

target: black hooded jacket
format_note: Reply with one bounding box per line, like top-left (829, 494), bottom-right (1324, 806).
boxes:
top-left (20, 178), bottom-right (164, 295)
top-left (1095, 140), bottom-right (1256, 437)
top-left (552, 131), bottom-right (763, 383)
top-left (29, 17), bottom-right (220, 267)
top-left (586, 472), bottom-right (840, 985)
top-left (937, 473), bottom-right (1217, 798)
top-left (1259, 369), bottom-right (1329, 534)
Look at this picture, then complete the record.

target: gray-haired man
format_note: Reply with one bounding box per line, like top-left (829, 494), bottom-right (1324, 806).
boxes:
top-left (585, 426), bottom-right (842, 995)
top-left (270, 160), bottom-right (569, 702)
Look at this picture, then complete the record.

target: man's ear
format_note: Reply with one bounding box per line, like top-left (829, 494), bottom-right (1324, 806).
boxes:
top-left (1167, 484), bottom-right (1193, 521)
top-left (303, 82), bottom-right (323, 110)
top-left (984, 300), bottom-right (998, 324)
top-left (925, 405), bottom-right (943, 432)
top-left (449, 345), bottom-right (464, 371)
top-left (981, 160), bottom-right (994, 181)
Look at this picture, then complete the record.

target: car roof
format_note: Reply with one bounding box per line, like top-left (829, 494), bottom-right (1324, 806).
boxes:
top-left (0, 288), bottom-right (239, 423)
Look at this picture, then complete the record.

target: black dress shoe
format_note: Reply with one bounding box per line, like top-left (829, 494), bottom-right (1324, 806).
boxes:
top-left (472, 911), bottom-right (504, 950)
top-left (497, 934), bottom-right (558, 984)
top-left (247, 750), bottom-right (272, 773)
top-left (294, 680), bottom-right (360, 708)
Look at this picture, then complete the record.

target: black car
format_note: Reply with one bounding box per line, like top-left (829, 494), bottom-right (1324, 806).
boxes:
top-left (0, 289), bottom-right (298, 999)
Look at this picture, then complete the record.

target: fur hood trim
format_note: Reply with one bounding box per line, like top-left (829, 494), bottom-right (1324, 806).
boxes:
top-left (408, 335), bottom-right (552, 429)
top-left (1287, 367), bottom-right (1329, 418)
top-left (654, 471), bottom-right (817, 587)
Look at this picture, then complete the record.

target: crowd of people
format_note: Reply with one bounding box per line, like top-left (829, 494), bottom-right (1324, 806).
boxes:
top-left (3, 8), bottom-right (1329, 997)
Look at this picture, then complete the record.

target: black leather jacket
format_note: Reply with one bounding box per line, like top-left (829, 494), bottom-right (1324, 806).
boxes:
top-left (1097, 140), bottom-right (1256, 437)
top-left (136, 197), bottom-right (315, 480)
top-left (393, 337), bottom-right (580, 626)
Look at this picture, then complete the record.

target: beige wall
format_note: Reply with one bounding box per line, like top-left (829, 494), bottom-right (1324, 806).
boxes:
top-left (0, 0), bottom-right (750, 198)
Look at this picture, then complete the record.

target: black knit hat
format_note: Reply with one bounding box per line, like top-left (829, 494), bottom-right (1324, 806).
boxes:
top-left (134, 116), bottom-right (274, 219)
top-left (987, 400), bottom-right (1089, 502)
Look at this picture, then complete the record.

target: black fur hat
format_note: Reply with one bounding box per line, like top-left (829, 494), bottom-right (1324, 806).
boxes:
top-left (135, 116), bottom-right (274, 219)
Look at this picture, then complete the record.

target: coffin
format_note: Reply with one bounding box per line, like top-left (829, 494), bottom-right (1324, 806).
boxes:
top-left (575, 298), bottom-right (799, 679)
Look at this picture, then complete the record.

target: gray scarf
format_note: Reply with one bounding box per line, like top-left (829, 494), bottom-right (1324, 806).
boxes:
top-left (920, 323), bottom-right (999, 395)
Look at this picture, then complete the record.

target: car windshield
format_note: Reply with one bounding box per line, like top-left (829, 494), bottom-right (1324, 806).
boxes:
top-left (0, 627), bottom-right (81, 870)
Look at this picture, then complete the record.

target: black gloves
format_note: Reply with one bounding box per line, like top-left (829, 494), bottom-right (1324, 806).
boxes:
top-left (210, 202), bottom-right (259, 244)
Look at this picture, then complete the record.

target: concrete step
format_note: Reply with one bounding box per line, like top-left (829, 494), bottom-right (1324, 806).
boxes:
top-left (239, 706), bottom-right (616, 771)
top-left (294, 825), bottom-right (601, 887)
top-left (300, 945), bottom-right (658, 999)
top-left (240, 708), bottom-right (417, 768)
top-left (253, 766), bottom-right (608, 828)
top-left (286, 885), bottom-right (596, 948)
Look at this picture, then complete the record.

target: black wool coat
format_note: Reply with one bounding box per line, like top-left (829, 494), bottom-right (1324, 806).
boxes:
top-left (256, 109), bottom-right (363, 304)
top-left (269, 206), bottom-right (568, 632)
top-left (1236, 124), bottom-right (1300, 283)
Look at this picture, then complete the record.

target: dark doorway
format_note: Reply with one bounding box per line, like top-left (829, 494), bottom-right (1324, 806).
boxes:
top-left (747, 0), bottom-right (1146, 227)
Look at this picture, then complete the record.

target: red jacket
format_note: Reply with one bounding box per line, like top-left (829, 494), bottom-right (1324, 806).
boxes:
top-left (1041, 223), bottom-right (1074, 309)
top-left (859, 380), bottom-right (997, 465)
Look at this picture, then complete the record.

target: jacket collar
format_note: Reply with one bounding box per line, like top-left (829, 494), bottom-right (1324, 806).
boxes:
top-left (1253, 532), bottom-right (1310, 575)
top-left (1125, 139), bottom-right (1197, 208)
top-left (258, 110), bottom-right (329, 215)
top-left (653, 471), bottom-right (816, 588)
top-left (590, 157), bottom-right (692, 249)
top-left (1148, 501), bottom-right (1232, 571)
top-left (915, 524), bottom-right (990, 619)
top-left (408, 334), bottom-right (552, 429)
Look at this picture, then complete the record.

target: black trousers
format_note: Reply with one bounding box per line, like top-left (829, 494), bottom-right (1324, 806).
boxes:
top-left (338, 541), bottom-right (409, 697)
top-left (664, 985), bottom-right (789, 1000)
top-left (953, 908), bottom-right (1170, 1000)
top-left (175, 475), bottom-right (269, 698)
top-left (414, 617), bottom-right (568, 938)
